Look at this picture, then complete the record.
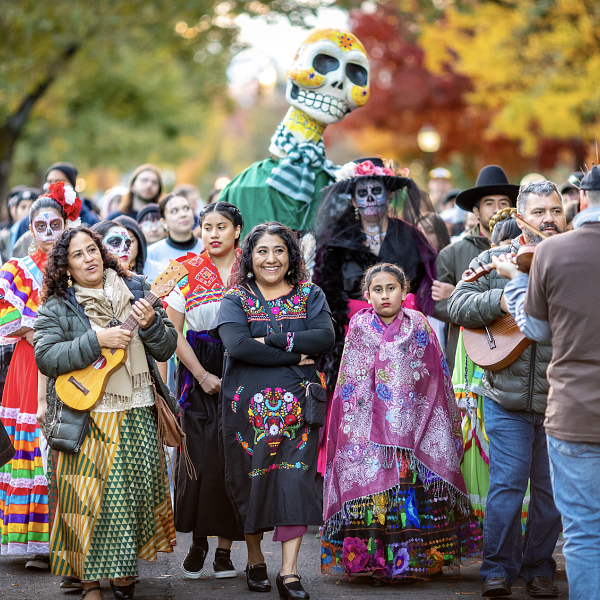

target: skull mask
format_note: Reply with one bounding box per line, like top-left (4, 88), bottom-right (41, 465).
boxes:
top-left (354, 178), bottom-right (387, 218)
top-left (285, 28), bottom-right (370, 125)
top-left (32, 210), bottom-right (65, 243)
top-left (103, 226), bottom-right (132, 264)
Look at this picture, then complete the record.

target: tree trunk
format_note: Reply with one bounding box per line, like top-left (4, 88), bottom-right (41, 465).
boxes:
top-left (0, 44), bottom-right (80, 217)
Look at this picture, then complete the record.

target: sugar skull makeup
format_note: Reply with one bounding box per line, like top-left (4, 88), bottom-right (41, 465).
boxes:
top-left (354, 178), bottom-right (387, 217)
top-left (32, 210), bottom-right (65, 243)
top-left (103, 226), bottom-right (132, 264)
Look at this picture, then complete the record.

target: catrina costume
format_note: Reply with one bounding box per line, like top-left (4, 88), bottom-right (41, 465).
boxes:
top-left (321, 308), bottom-right (481, 581)
top-left (313, 158), bottom-right (437, 393)
top-left (165, 251), bottom-right (244, 541)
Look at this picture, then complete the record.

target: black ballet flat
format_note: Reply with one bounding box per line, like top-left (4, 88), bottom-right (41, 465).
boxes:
top-left (245, 563), bottom-right (271, 592)
top-left (109, 579), bottom-right (135, 600)
top-left (276, 573), bottom-right (309, 600)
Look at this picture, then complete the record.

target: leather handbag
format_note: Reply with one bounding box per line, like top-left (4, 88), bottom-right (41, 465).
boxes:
top-left (46, 381), bottom-right (90, 454)
top-left (249, 281), bottom-right (327, 427)
top-left (153, 386), bottom-right (196, 479)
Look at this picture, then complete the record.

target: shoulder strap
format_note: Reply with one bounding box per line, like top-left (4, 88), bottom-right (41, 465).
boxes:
top-left (248, 280), bottom-right (305, 380)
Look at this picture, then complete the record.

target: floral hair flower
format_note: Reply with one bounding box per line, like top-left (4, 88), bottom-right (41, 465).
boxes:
top-left (41, 181), bottom-right (82, 227)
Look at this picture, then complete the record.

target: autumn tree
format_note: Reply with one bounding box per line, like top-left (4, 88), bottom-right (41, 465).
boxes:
top-left (0, 0), bottom-right (315, 205)
top-left (420, 0), bottom-right (598, 167)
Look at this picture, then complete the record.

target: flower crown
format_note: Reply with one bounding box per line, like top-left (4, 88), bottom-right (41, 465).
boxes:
top-left (41, 181), bottom-right (82, 227)
top-left (335, 159), bottom-right (396, 182)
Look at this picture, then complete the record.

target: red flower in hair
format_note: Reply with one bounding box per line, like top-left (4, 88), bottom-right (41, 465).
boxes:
top-left (46, 181), bottom-right (82, 222)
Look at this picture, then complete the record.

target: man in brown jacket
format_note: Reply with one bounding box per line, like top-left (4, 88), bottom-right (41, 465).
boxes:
top-left (432, 165), bottom-right (518, 371)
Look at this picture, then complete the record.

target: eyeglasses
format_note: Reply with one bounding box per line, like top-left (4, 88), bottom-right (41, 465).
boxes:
top-left (140, 219), bottom-right (162, 231)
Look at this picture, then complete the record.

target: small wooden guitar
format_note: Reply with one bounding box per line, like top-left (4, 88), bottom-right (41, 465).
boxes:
top-left (463, 315), bottom-right (532, 371)
top-left (461, 217), bottom-right (547, 370)
top-left (56, 260), bottom-right (188, 411)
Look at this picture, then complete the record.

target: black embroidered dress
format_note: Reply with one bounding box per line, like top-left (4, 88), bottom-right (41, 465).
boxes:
top-left (214, 281), bottom-right (334, 534)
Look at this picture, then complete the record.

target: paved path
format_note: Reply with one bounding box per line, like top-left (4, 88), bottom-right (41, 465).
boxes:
top-left (0, 529), bottom-right (568, 599)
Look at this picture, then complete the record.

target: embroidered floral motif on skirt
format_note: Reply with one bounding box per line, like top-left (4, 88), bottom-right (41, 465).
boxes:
top-left (321, 451), bottom-right (482, 581)
top-left (47, 406), bottom-right (175, 581)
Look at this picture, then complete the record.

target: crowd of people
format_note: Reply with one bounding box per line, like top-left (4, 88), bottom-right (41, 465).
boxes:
top-left (0, 155), bottom-right (596, 600)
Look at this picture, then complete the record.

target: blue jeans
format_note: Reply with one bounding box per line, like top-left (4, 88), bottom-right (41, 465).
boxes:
top-left (480, 398), bottom-right (562, 584)
top-left (547, 435), bottom-right (600, 599)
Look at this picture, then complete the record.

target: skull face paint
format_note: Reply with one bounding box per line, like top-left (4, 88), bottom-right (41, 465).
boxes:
top-left (103, 226), bottom-right (132, 265)
top-left (32, 210), bottom-right (65, 243)
top-left (354, 178), bottom-right (387, 218)
top-left (285, 28), bottom-right (370, 126)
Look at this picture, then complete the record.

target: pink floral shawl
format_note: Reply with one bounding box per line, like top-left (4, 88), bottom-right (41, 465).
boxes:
top-left (323, 307), bottom-right (467, 529)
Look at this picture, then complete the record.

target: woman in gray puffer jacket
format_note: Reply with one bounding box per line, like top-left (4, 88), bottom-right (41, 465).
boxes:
top-left (33, 227), bottom-right (177, 600)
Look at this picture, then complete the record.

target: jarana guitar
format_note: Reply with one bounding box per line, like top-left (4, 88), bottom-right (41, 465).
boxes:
top-left (460, 220), bottom-right (546, 371)
top-left (55, 260), bottom-right (188, 410)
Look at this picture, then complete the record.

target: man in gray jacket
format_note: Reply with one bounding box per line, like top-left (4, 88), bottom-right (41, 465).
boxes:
top-left (448, 180), bottom-right (565, 598)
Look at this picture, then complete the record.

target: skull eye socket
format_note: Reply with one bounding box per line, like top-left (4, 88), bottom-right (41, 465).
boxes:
top-left (313, 54), bottom-right (340, 75)
top-left (346, 63), bottom-right (368, 87)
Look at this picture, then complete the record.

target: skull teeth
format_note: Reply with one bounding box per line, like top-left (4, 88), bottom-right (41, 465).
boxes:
top-left (296, 89), bottom-right (349, 119)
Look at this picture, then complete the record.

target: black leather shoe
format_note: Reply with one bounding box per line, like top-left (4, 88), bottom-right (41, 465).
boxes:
top-left (109, 579), bottom-right (135, 600)
top-left (246, 563), bottom-right (271, 592)
top-left (526, 576), bottom-right (559, 598)
top-left (276, 573), bottom-right (309, 600)
top-left (482, 577), bottom-right (512, 597)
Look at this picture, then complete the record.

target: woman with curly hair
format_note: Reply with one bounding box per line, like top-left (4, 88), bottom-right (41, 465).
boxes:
top-left (211, 222), bottom-right (334, 599)
top-left (0, 182), bottom-right (76, 567)
top-left (33, 227), bottom-right (178, 600)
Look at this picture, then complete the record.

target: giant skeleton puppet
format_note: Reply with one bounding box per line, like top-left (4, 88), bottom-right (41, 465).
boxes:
top-left (219, 29), bottom-right (370, 242)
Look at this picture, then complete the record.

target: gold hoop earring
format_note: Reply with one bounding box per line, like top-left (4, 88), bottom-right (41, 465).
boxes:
top-left (28, 238), bottom-right (36, 256)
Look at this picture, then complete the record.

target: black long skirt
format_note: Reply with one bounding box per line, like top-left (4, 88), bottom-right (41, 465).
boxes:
top-left (175, 338), bottom-right (244, 540)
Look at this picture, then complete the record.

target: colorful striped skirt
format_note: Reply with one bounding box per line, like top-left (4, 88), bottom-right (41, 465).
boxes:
top-left (47, 406), bottom-right (175, 582)
top-left (0, 340), bottom-right (49, 555)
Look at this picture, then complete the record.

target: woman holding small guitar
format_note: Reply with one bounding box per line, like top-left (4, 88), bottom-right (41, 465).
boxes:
top-left (34, 227), bottom-right (178, 600)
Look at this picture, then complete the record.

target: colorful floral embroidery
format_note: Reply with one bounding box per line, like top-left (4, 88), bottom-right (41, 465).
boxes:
top-left (236, 432), bottom-right (253, 455)
top-left (232, 386), bottom-right (243, 413)
top-left (390, 543), bottom-right (410, 576)
top-left (247, 387), bottom-right (303, 456)
top-left (296, 426), bottom-right (310, 450)
top-left (342, 537), bottom-right (369, 573)
top-left (249, 461), bottom-right (308, 478)
top-left (226, 281), bottom-right (313, 323)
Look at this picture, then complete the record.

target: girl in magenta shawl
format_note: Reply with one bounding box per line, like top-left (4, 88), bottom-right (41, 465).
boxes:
top-left (321, 263), bottom-right (481, 584)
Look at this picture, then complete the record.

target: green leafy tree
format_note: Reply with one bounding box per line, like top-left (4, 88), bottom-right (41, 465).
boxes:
top-left (0, 0), bottom-right (315, 205)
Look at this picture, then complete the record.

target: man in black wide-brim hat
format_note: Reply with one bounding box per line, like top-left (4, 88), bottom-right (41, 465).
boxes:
top-left (431, 165), bottom-right (518, 372)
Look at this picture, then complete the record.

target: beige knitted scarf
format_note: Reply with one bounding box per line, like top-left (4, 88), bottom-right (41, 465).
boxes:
top-left (74, 268), bottom-right (152, 405)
